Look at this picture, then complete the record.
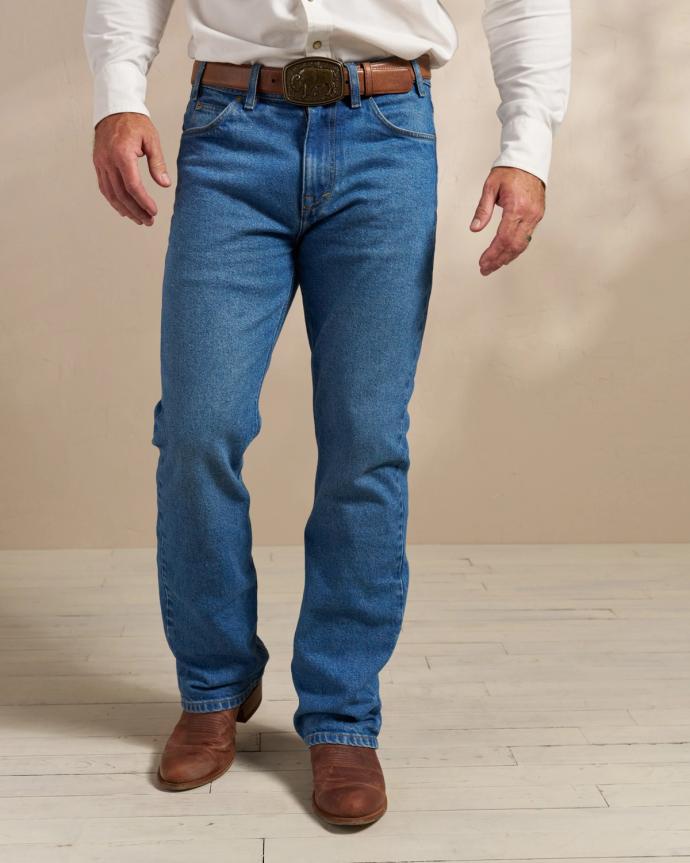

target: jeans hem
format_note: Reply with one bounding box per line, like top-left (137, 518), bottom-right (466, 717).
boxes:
top-left (304, 731), bottom-right (379, 749)
top-left (180, 676), bottom-right (262, 713)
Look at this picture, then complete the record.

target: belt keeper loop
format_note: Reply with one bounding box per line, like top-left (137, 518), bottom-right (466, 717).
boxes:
top-left (190, 60), bottom-right (207, 101)
top-left (362, 61), bottom-right (373, 98)
top-left (244, 63), bottom-right (262, 110)
top-left (411, 58), bottom-right (426, 98)
top-left (345, 61), bottom-right (361, 108)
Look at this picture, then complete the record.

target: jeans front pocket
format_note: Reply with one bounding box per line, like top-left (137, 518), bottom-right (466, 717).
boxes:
top-left (181, 84), bottom-right (242, 137)
top-left (367, 81), bottom-right (436, 141)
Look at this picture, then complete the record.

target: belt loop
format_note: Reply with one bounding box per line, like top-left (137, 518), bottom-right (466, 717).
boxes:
top-left (345, 61), bottom-right (361, 108)
top-left (362, 61), bottom-right (373, 97)
top-left (411, 58), bottom-right (426, 98)
top-left (190, 60), bottom-right (207, 101)
top-left (243, 63), bottom-right (262, 110)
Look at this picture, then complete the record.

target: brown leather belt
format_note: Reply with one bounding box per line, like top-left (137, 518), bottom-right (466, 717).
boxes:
top-left (191, 54), bottom-right (431, 107)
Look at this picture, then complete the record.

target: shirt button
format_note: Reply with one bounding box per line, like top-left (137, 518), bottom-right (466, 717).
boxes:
top-left (312, 40), bottom-right (322, 49)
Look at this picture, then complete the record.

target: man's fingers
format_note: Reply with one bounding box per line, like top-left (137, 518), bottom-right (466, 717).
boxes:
top-left (143, 134), bottom-right (171, 188)
top-left (479, 230), bottom-right (529, 274)
top-left (97, 168), bottom-right (141, 223)
top-left (500, 212), bottom-right (534, 255)
top-left (106, 170), bottom-right (145, 225)
top-left (479, 235), bottom-right (528, 274)
top-left (108, 169), bottom-right (153, 225)
top-left (98, 166), bottom-right (144, 224)
top-left (479, 213), bottom-right (534, 276)
top-left (470, 180), bottom-right (498, 232)
top-left (115, 153), bottom-right (158, 218)
top-left (479, 237), bottom-right (511, 275)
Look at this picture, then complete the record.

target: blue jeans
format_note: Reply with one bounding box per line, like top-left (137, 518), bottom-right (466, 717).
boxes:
top-left (152, 58), bottom-right (438, 749)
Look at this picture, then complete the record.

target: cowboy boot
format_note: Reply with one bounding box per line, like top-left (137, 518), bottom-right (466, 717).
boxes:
top-left (310, 742), bottom-right (388, 825)
top-left (157, 680), bottom-right (262, 791)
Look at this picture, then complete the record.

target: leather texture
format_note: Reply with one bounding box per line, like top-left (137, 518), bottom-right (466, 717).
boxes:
top-left (310, 743), bottom-right (388, 825)
top-left (157, 681), bottom-right (262, 791)
top-left (192, 54), bottom-right (431, 99)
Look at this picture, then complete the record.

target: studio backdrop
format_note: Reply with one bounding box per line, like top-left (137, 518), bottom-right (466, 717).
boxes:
top-left (1, 0), bottom-right (689, 548)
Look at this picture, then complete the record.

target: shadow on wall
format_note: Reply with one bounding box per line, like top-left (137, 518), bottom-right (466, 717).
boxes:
top-left (410, 1), bottom-right (690, 542)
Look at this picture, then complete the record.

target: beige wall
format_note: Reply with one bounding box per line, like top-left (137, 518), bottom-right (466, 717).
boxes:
top-left (2, 1), bottom-right (689, 548)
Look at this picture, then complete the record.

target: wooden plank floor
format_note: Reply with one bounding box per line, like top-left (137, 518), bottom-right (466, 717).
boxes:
top-left (1, 544), bottom-right (690, 862)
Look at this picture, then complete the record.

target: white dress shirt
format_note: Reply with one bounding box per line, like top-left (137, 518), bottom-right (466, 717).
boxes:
top-left (84, 0), bottom-right (571, 183)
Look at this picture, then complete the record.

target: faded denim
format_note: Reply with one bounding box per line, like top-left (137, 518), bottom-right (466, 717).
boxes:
top-left (152, 59), bottom-right (438, 749)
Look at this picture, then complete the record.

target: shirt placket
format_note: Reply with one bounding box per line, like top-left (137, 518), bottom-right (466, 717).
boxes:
top-left (300, 0), bottom-right (334, 58)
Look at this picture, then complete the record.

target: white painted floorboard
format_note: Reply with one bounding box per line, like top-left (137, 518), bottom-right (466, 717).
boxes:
top-left (1, 544), bottom-right (689, 862)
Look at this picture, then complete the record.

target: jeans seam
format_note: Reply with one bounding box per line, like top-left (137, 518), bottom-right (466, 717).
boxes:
top-left (328, 99), bottom-right (337, 195)
top-left (393, 265), bottom-right (435, 643)
top-left (180, 676), bottom-right (262, 712)
top-left (394, 388), bottom-right (408, 637)
top-left (304, 731), bottom-right (379, 748)
top-left (297, 108), bottom-right (312, 238)
top-left (251, 274), bottom-right (299, 440)
top-left (155, 444), bottom-right (175, 648)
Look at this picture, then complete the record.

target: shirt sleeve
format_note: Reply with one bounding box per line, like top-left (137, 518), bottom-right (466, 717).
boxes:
top-left (83, 0), bottom-right (175, 127)
top-left (482, 0), bottom-right (571, 185)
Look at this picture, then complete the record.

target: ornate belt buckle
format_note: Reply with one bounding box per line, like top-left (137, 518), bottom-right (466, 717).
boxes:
top-left (282, 57), bottom-right (345, 107)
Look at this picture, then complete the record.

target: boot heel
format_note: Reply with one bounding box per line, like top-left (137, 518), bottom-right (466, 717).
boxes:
top-left (236, 680), bottom-right (262, 723)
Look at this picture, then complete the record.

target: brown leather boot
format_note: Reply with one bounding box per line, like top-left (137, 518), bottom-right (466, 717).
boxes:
top-left (310, 743), bottom-right (388, 825)
top-left (157, 681), bottom-right (262, 791)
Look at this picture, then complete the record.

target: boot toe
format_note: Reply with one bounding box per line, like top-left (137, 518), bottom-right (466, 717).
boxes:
top-left (159, 747), bottom-right (224, 785)
top-left (317, 784), bottom-right (385, 819)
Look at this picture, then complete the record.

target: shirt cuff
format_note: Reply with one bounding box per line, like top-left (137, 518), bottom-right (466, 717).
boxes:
top-left (491, 113), bottom-right (554, 187)
top-left (92, 61), bottom-right (150, 127)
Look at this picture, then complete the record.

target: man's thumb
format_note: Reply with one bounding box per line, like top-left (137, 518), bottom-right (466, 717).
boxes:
top-left (144, 134), bottom-right (171, 187)
top-left (470, 182), bottom-right (497, 231)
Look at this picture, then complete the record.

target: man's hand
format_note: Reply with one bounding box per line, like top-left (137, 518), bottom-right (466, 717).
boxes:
top-left (93, 113), bottom-right (171, 226)
top-left (470, 167), bottom-right (545, 277)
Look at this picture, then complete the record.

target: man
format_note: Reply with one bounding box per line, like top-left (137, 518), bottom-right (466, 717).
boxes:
top-left (84, 0), bottom-right (570, 826)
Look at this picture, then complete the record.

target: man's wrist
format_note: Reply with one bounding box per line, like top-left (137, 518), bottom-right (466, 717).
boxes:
top-left (95, 110), bottom-right (150, 131)
top-left (489, 165), bottom-right (546, 191)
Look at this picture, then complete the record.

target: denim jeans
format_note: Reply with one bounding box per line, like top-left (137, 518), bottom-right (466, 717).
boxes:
top-left (152, 58), bottom-right (438, 749)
